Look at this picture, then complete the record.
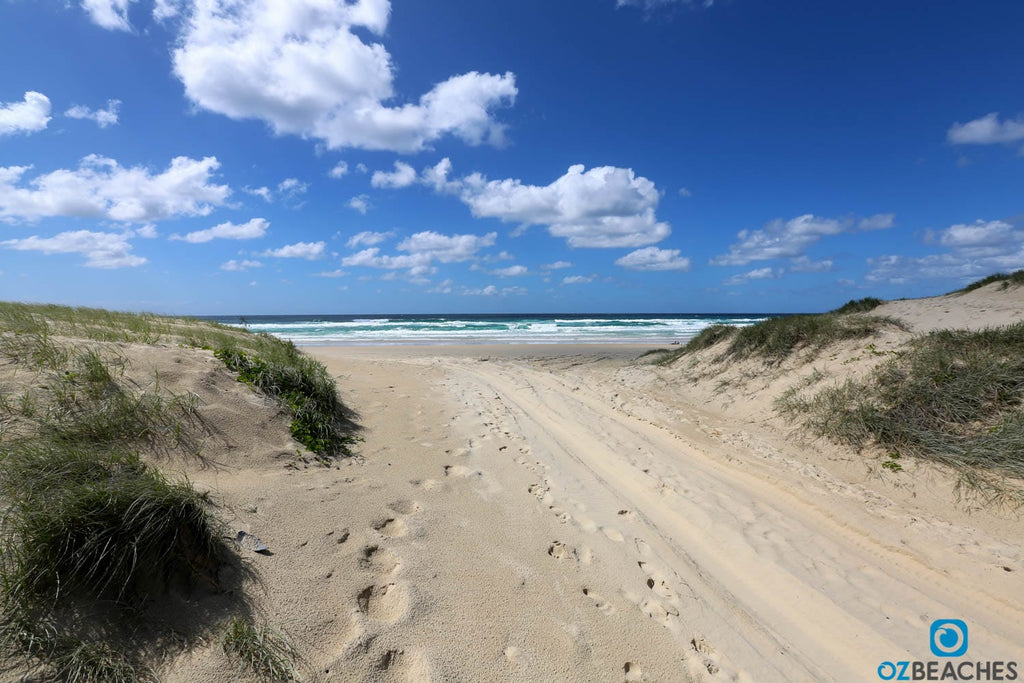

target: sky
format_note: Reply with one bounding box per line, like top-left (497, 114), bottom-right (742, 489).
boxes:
top-left (1, 0), bottom-right (1023, 315)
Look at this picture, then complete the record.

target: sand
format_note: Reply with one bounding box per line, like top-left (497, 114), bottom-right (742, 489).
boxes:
top-left (7, 287), bottom-right (1023, 681)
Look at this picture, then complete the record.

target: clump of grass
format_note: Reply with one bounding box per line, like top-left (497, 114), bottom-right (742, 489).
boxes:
top-left (0, 443), bottom-right (226, 606)
top-left (724, 314), bottom-right (902, 363)
top-left (214, 345), bottom-right (358, 457)
top-left (221, 617), bottom-right (300, 682)
top-left (682, 324), bottom-right (738, 355)
top-left (0, 617), bottom-right (152, 683)
top-left (652, 315), bottom-right (901, 368)
top-left (953, 269), bottom-right (1024, 294)
top-left (831, 297), bottom-right (884, 314)
top-left (785, 323), bottom-right (1024, 505)
top-left (0, 444), bottom-right (227, 679)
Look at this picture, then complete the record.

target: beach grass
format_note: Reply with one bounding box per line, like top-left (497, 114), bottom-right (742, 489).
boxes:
top-left (830, 297), bottom-right (884, 314)
top-left (952, 269), bottom-right (1024, 295)
top-left (657, 312), bottom-right (902, 366)
top-left (780, 323), bottom-right (1024, 505)
top-left (221, 617), bottom-right (300, 682)
top-left (0, 301), bottom-right (359, 678)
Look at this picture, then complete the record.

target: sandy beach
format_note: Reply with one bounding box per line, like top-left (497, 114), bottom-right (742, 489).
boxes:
top-left (3, 287), bottom-right (1023, 682)
top-left (165, 288), bottom-right (1024, 681)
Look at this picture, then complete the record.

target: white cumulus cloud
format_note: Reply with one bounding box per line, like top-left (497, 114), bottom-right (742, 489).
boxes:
top-left (615, 246), bottom-right (690, 271)
top-left (2, 229), bottom-right (145, 268)
top-left (81, 0), bottom-right (137, 31)
top-left (328, 161), bottom-right (349, 178)
top-left (262, 241), bottom-right (326, 259)
top-left (562, 275), bottom-right (594, 285)
top-left (0, 154), bottom-right (230, 223)
top-left (221, 259), bottom-right (262, 271)
top-left (348, 194), bottom-right (370, 214)
top-left (342, 230), bottom-right (496, 278)
top-left (712, 213), bottom-right (894, 266)
top-left (948, 113), bottom-right (1024, 146)
top-left (171, 0), bottom-right (516, 152)
top-left (723, 267), bottom-right (778, 286)
top-left (493, 264), bottom-right (528, 277)
top-left (425, 159), bottom-right (670, 248)
top-left (867, 219), bottom-right (1024, 284)
top-left (0, 91), bottom-right (51, 136)
top-left (346, 230), bottom-right (393, 248)
top-left (173, 217), bottom-right (269, 243)
top-left (65, 99), bottom-right (121, 128)
top-left (371, 161), bottom-right (417, 189)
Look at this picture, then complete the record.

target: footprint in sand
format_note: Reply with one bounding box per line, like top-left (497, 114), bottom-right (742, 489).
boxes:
top-left (548, 541), bottom-right (572, 560)
top-left (624, 661), bottom-right (644, 682)
top-left (582, 588), bottom-right (616, 615)
top-left (527, 483), bottom-right (549, 500)
top-left (601, 526), bottom-right (625, 542)
top-left (638, 561), bottom-right (678, 603)
top-left (388, 499), bottom-right (422, 515)
top-left (443, 465), bottom-right (475, 477)
top-left (549, 506), bottom-right (570, 523)
top-left (376, 647), bottom-right (431, 680)
top-left (373, 517), bottom-right (408, 538)
top-left (410, 478), bottom-right (439, 490)
top-left (357, 583), bottom-right (409, 623)
top-left (360, 545), bottom-right (401, 574)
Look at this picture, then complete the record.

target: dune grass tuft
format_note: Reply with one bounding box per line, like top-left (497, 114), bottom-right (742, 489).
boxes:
top-left (214, 343), bottom-right (359, 457)
top-left (0, 444), bottom-right (226, 606)
top-left (952, 269), bottom-right (1024, 295)
top-left (221, 617), bottom-right (300, 682)
top-left (656, 314), bottom-right (902, 367)
top-left (782, 323), bottom-right (1024, 505)
top-left (831, 297), bottom-right (884, 314)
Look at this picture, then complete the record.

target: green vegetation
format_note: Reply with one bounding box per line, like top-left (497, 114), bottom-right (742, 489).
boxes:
top-left (952, 269), bottom-right (1024, 295)
top-left (0, 302), bottom-right (357, 679)
top-left (781, 323), bottom-right (1024, 505)
top-left (831, 297), bottom-right (884, 314)
top-left (221, 617), bottom-right (300, 682)
top-left (215, 344), bottom-right (359, 457)
top-left (656, 314), bottom-right (902, 366)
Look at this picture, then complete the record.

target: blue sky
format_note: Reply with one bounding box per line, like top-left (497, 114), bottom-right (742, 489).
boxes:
top-left (1, 0), bottom-right (1023, 314)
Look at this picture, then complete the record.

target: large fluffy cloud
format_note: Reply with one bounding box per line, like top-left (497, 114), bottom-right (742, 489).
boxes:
top-left (171, 0), bottom-right (516, 152)
top-left (0, 155), bottom-right (230, 223)
top-left (2, 229), bottom-right (145, 268)
top-left (423, 159), bottom-right (670, 248)
top-left (0, 92), bottom-right (51, 136)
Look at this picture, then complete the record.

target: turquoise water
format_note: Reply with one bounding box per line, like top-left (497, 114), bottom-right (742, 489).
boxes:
top-left (208, 313), bottom-right (773, 346)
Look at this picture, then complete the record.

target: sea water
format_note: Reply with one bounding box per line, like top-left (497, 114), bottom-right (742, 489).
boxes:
top-left (207, 313), bottom-right (772, 346)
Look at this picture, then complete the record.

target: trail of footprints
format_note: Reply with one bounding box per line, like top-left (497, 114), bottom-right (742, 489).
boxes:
top-left (439, 369), bottom-right (749, 680)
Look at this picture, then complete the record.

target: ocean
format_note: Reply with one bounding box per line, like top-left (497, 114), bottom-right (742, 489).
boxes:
top-left (205, 313), bottom-right (774, 346)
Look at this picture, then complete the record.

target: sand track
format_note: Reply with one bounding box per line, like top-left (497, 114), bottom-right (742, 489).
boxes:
top-left (430, 353), bottom-right (1024, 681)
top-left (263, 344), bottom-right (1024, 682)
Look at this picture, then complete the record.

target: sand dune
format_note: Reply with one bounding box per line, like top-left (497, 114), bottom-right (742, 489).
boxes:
top-left (5, 289), bottom-right (1021, 681)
